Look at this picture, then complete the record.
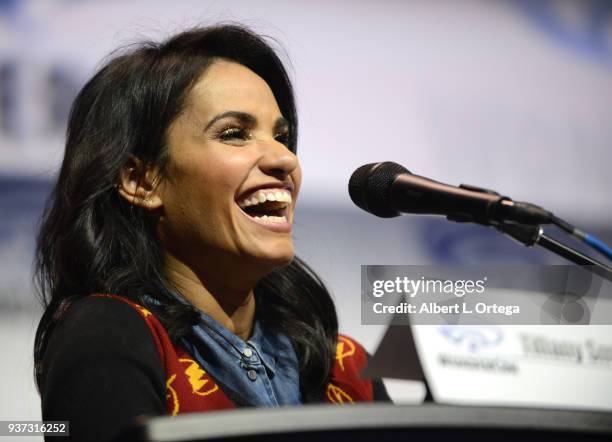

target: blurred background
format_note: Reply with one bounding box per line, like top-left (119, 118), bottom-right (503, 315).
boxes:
top-left (1, 0), bottom-right (611, 435)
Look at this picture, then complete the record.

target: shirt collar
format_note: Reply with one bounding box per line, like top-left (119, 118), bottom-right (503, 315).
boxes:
top-left (143, 293), bottom-right (281, 376)
top-left (248, 320), bottom-right (277, 374)
top-left (195, 310), bottom-right (277, 376)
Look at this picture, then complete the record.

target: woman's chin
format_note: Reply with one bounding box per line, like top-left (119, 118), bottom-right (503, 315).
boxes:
top-left (249, 242), bottom-right (295, 270)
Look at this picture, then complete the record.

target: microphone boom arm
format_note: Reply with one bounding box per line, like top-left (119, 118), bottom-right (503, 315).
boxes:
top-left (493, 222), bottom-right (612, 282)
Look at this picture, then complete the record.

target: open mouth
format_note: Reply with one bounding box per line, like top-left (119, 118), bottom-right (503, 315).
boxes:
top-left (237, 188), bottom-right (292, 225)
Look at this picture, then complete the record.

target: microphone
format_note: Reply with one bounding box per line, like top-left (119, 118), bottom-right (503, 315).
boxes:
top-left (348, 162), bottom-right (553, 225)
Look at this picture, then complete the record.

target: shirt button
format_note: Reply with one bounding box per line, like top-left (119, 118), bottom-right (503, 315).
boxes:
top-left (243, 347), bottom-right (253, 358)
top-left (247, 369), bottom-right (257, 381)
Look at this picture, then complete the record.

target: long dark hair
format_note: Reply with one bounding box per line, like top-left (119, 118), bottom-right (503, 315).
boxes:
top-left (34, 24), bottom-right (338, 403)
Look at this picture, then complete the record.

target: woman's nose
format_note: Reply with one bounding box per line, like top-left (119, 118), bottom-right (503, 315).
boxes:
top-left (258, 140), bottom-right (299, 179)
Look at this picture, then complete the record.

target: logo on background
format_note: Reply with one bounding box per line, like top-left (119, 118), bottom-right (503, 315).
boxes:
top-left (438, 325), bottom-right (504, 353)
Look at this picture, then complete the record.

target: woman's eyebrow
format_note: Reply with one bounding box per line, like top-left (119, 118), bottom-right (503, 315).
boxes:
top-left (204, 111), bottom-right (256, 131)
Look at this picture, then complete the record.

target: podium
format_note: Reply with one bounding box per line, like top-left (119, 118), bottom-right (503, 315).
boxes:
top-left (119, 404), bottom-right (612, 442)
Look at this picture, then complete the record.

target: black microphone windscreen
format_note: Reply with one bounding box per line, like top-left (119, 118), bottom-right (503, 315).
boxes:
top-left (348, 162), bottom-right (409, 218)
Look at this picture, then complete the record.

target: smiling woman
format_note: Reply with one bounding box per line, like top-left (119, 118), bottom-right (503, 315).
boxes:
top-left (33, 25), bottom-right (389, 442)
top-left (154, 60), bottom-right (302, 292)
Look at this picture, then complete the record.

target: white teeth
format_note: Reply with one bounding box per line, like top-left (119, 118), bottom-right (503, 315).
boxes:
top-left (238, 189), bottom-right (292, 208)
top-left (252, 215), bottom-right (287, 223)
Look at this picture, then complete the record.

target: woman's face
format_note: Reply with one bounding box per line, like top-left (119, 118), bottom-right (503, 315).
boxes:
top-left (157, 60), bottom-right (301, 280)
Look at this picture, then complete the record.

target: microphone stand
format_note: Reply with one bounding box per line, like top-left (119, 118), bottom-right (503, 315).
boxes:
top-left (451, 185), bottom-right (612, 282)
top-left (493, 222), bottom-right (612, 282)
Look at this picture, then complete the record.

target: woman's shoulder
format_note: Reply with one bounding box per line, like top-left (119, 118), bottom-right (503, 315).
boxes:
top-left (41, 294), bottom-right (166, 441)
top-left (45, 294), bottom-right (154, 346)
top-left (332, 334), bottom-right (392, 403)
top-left (43, 294), bottom-right (163, 374)
top-left (42, 293), bottom-right (165, 381)
top-left (58, 293), bottom-right (151, 320)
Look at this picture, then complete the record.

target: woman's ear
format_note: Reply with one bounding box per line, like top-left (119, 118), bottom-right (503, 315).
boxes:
top-left (117, 155), bottom-right (163, 210)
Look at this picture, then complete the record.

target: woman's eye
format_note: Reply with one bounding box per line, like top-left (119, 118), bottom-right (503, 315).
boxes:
top-left (218, 126), bottom-right (250, 142)
top-left (274, 132), bottom-right (290, 147)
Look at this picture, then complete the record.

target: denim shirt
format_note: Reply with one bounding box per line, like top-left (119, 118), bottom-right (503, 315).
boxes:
top-left (177, 309), bottom-right (302, 407)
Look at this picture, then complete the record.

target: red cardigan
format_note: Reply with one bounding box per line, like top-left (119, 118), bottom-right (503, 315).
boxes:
top-left (94, 294), bottom-right (375, 413)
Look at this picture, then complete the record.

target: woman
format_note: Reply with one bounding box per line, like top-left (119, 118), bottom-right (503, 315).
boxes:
top-left (34, 24), bottom-right (389, 442)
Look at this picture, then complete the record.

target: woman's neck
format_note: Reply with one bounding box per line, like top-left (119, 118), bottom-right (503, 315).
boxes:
top-left (164, 256), bottom-right (256, 341)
